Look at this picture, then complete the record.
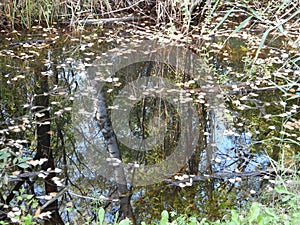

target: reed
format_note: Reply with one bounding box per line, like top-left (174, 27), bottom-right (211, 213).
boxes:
top-left (0, 0), bottom-right (212, 30)
top-left (2, 0), bottom-right (56, 29)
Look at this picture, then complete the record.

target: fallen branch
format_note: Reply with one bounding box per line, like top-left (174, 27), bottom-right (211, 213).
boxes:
top-left (3, 170), bottom-right (60, 182)
top-left (39, 186), bottom-right (69, 211)
top-left (9, 39), bottom-right (47, 47)
top-left (200, 83), bottom-right (298, 94)
top-left (166, 168), bottom-right (294, 186)
top-left (62, 16), bottom-right (143, 25)
top-left (68, 190), bottom-right (119, 202)
top-left (101, 0), bottom-right (147, 15)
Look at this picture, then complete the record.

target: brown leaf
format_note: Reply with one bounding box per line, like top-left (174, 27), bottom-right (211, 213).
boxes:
top-left (35, 207), bottom-right (41, 217)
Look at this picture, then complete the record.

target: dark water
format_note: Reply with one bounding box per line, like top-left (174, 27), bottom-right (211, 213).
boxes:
top-left (0, 25), bottom-right (299, 224)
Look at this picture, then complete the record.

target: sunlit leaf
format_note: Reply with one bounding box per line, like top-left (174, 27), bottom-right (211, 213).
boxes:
top-left (97, 208), bottom-right (105, 225)
top-left (18, 163), bottom-right (30, 169)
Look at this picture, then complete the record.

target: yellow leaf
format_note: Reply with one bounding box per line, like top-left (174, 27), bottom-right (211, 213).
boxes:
top-left (66, 201), bottom-right (73, 207)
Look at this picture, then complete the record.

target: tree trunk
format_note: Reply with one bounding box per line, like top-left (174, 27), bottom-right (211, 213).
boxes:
top-left (34, 65), bottom-right (64, 225)
top-left (95, 91), bottom-right (135, 222)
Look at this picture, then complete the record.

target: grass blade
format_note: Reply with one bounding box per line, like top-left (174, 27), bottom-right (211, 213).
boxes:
top-left (252, 27), bottom-right (273, 64)
top-left (210, 6), bottom-right (235, 34)
top-left (276, 16), bottom-right (285, 34)
top-left (236, 3), bottom-right (264, 21)
top-left (207, 0), bottom-right (221, 20)
top-left (224, 15), bottom-right (253, 43)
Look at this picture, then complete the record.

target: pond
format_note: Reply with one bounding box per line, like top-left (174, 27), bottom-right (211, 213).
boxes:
top-left (0, 18), bottom-right (299, 224)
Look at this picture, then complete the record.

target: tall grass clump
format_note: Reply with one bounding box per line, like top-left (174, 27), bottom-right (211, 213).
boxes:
top-left (1, 0), bottom-right (58, 29)
top-left (0, 0), bottom-right (212, 30)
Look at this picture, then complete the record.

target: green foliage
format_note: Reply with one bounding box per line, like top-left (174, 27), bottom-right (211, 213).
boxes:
top-left (164, 182), bottom-right (299, 225)
top-left (78, 183), bottom-right (299, 225)
top-left (160, 210), bottom-right (169, 225)
top-left (164, 188), bottom-right (299, 225)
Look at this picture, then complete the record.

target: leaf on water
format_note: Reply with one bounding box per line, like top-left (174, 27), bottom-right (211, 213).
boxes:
top-left (37, 121), bottom-right (50, 125)
top-left (185, 179), bottom-right (193, 187)
top-left (114, 82), bottom-right (122, 87)
top-left (237, 104), bottom-right (249, 110)
top-left (182, 174), bottom-right (189, 179)
top-left (232, 100), bottom-right (240, 106)
top-left (38, 173), bottom-right (47, 178)
top-left (240, 96), bottom-right (248, 101)
top-left (235, 177), bottom-right (242, 182)
top-left (214, 158), bottom-right (221, 163)
top-left (179, 183), bottom-right (186, 188)
top-left (284, 121), bottom-right (295, 130)
top-left (174, 175), bottom-right (184, 181)
top-left (128, 95), bottom-right (137, 101)
top-left (54, 168), bottom-right (62, 173)
top-left (36, 211), bottom-right (52, 219)
top-left (27, 158), bottom-right (47, 166)
top-left (52, 177), bottom-right (64, 186)
top-left (35, 112), bottom-right (45, 118)
top-left (12, 127), bottom-right (21, 132)
top-left (47, 130), bottom-right (54, 135)
top-left (278, 113), bottom-right (289, 117)
top-left (66, 202), bottom-right (73, 207)
top-left (249, 93), bottom-right (258, 97)
top-left (229, 178), bottom-right (235, 184)
top-left (279, 101), bottom-right (287, 107)
top-left (54, 110), bottom-right (63, 116)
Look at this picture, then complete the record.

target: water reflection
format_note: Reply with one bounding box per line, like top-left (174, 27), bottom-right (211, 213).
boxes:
top-left (1, 26), bottom-right (298, 224)
top-left (73, 53), bottom-right (271, 222)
